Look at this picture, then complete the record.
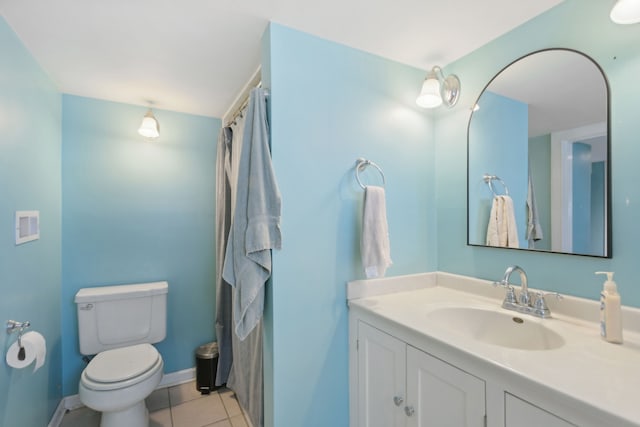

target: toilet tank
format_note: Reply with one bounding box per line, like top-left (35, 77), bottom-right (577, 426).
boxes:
top-left (75, 281), bottom-right (168, 355)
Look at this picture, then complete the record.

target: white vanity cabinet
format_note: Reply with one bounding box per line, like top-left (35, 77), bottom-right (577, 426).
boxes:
top-left (356, 321), bottom-right (406, 427)
top-left (348, 273), bottom-right (640, 427)
top-left (504, 394), bottom-right (576, 427)
top-left (356, 321), bottom-right (486, 427)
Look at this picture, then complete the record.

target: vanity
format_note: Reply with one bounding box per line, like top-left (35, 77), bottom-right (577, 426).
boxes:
top-left (347, 272), bottom-right (640, 427)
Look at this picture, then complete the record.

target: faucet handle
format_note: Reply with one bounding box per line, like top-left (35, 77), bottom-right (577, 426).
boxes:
top-left (503, 286), bottom-right (518, 305)
top-left (493, 280), bottom-right (518, 304)
top-left (492, 280), bottom-right (510, 288)
top-left (532, 291), bottom-right (562, 318)
top-left (534, 291), bottom-right (563, 302)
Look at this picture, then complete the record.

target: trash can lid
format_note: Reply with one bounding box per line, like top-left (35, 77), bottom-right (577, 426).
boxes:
top-left (196, 342), bottom-right (219, 358)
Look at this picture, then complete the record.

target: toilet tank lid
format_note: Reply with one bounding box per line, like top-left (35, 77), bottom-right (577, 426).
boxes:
top-left (75, 281), bottom-right (168, 303)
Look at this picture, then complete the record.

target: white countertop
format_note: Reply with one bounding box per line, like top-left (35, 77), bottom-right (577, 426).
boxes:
top-left (348, 272), bottom-right (640, 426)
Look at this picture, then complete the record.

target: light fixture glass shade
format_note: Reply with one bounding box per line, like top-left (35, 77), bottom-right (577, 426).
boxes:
top-left (138, 109), bottom-right (160, 138)
top-left (610, 0), bottom-right (640, 24)
top-left (416, 66), bottom-right (461, 109)
top-left (416, 75), bottom-right (443, 108)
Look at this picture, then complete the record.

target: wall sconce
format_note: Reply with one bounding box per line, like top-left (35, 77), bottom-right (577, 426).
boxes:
top-left (416, 66), bottom-right (461, 109)
top-left (138, 108), bottom-right (160, 139)
top-left (610, 0), bottom-right (640, 24)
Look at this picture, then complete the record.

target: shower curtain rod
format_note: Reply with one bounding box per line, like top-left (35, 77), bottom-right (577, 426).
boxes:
top-left (223, 66), bottom-right (262, 127)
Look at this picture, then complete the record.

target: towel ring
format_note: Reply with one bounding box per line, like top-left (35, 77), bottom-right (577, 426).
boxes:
top-left (355, 158), bottom-right (386, 189)
top-left (483, 174), bottom-right (509, 196)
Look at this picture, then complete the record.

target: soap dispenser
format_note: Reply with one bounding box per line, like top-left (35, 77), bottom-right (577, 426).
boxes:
top-left (595, 271), bottom-right (623, 344)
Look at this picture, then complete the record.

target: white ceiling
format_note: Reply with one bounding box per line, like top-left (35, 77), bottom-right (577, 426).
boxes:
top-left (0, 0), bottom-right (563, 118)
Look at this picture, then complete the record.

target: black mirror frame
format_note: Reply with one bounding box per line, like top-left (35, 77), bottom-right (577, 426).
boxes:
top-left (466, 48), bottom-right (612, 258)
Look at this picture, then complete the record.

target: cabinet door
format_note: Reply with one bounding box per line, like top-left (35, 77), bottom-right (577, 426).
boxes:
top-left (406, 346), bottom-right (485, 427)
top-left (357, 321), bottom-right (406, 427)
top-left (505, 393), bottom-right (576, 427)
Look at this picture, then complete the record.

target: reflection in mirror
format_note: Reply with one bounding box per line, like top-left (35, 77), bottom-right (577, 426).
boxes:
top-left (467, 49), bottom-right (611, 257)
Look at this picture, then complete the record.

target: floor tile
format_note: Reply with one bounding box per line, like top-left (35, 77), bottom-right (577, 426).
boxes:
top-left (59, 407), bottom-right (100, 427)
top-left (171, 393), bottom-right (228, 427)
top-left (147, 387), bottom-right (171, 411)
top-left (149, 407), bottom-right (173, 427)
top-left (206, 419), bottom-right (232, 427)
top-left (169, 380), bottom-right (208, 406)
top-left (219, 388), bottom-right (242, 417)
top-left (230, 414), bottom-right (249, 427)
top-left (60, 380), bottom-right (251, 427)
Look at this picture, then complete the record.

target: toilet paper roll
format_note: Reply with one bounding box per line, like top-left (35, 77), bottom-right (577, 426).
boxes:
top-left (5, 331), bottom-right (47, 372)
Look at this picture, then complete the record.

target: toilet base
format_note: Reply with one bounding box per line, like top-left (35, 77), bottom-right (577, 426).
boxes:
top-left (100, 401), bottom-right (149, 427)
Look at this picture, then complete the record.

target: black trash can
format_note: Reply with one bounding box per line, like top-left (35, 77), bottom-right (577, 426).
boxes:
top-left (195, 342), bottom-right (219, 394)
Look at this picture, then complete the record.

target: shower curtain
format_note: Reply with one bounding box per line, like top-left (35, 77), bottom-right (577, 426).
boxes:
top-left (215, 88), bottom-right (276, 427)
top-left (215, 125), bottom-right (234, 386)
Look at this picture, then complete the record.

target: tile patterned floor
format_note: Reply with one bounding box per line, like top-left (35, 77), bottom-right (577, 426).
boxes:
top-left (60, 381), bottom-right (249, 427)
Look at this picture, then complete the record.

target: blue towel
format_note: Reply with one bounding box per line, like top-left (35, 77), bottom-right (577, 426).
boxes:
top-left (222, 88), bottom-right (281, 341)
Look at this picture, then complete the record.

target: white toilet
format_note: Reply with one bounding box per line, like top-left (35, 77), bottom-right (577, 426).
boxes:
top-left (74, 281), bottom-right (168, 427)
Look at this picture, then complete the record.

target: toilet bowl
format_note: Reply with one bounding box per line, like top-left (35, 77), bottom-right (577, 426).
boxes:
top-left (79, 343), bottom-right (164, 427)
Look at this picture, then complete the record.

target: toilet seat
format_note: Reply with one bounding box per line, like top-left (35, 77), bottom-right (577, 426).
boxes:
top-left (82, 343), bottom-right (162, 391)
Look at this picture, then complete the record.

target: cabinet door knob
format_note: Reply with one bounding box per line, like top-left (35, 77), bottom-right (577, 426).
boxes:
top-left (393, 396), bottom-right (404, 406)
top-left (404, 406), bottom-right (415, 417)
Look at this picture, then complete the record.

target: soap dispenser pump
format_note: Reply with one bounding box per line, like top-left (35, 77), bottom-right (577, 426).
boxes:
top-left (595, 271), bottom-right (623, 344)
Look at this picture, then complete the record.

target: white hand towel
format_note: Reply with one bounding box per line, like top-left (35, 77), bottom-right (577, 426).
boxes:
top-left (502, 195), bottom-right (520, 248)
top-left (486, 196), bottom-right (502, 246)
top-left (486, 195), bottom-right (519, 248)
top-left (361, 185), bottom-right (392, 278)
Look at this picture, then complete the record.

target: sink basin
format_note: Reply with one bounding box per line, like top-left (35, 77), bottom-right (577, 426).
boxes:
top-left (426, 307), bottom-right (565, 350)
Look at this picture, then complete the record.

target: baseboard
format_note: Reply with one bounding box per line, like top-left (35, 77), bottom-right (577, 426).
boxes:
top-left (48, 367), bottom-right (196, 426)
top-left (47, 399), bottom-right (67, 427)
top-left (64, 394), bottom-right (83, 411)
top-left (47, 394), bottom-right (84, 427)
top-left (158, 367), bottom-right (196, 388)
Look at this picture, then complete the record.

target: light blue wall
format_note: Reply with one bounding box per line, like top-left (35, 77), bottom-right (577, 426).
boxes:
top-left (61, 95), bottom-right (220, 394)
top-left (572, 142), bottom-right (592, 254)
top-left (591, 161), bottom-right (606, 255)
top-left (469, 91), bottom-right (528, 245)
top-left (264, 23), bottom-right (435, 427)
top-left (436, 0), bottom-right (640, 305)
top-left (260, 25), bottom-right (276, 427)
top-left (0, 17), bottom-right (63, 427)
top-left (528, 134), bottom-right (551, 251)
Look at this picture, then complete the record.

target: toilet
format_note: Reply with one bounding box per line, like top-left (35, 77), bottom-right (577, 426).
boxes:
top-left (74, 281), bottom-right (168, 427)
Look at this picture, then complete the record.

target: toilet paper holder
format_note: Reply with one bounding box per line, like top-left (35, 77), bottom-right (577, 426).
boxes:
top-left (6, 319), bottom-right (31, 350)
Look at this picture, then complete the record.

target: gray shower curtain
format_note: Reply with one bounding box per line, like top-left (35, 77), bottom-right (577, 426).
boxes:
top-left (215, 125), bottom-right (234, 386)
top-left (215, 88), bottom-right (276, 427)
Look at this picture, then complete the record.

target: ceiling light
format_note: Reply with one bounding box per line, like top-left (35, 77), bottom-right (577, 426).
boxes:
top-left (138, 108), bottom-right (160, 139)
top-left (416, 66), bottom-right (461, 109)
top-left (610, 0), bottom-right (640, 24)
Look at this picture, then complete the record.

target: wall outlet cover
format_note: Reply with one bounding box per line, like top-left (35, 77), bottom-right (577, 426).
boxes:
top-left (15, 210), bottom-right (39, 245)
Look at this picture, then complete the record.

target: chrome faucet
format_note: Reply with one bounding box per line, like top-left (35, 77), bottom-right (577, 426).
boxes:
top-left (502, 265), bottom-right (530, 306)
top-left (495, 265), bottom-right (561, 319)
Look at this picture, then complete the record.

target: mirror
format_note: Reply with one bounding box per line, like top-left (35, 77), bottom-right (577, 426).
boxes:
top-left (467, 49), bottom-right (611, 257)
